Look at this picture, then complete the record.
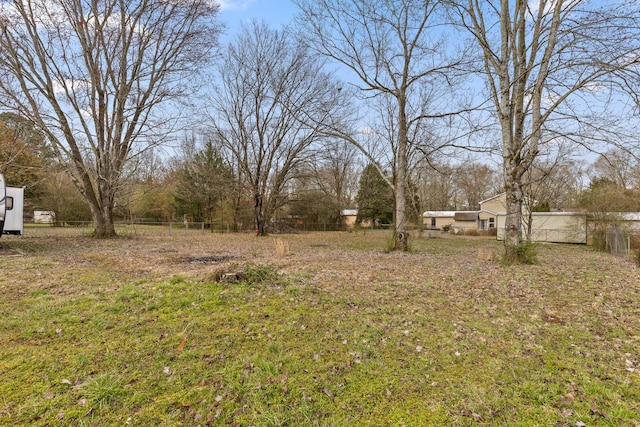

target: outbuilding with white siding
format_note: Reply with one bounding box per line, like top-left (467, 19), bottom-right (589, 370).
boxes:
top-left (423, 211), bottom-right (479, 231)
top-left (496, 212), bottom-right (588, 244)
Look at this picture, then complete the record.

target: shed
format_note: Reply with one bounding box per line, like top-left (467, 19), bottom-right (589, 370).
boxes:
top-left (496, 212), bottom-right (587, 244)
top-left (618, 213), bottom-right (640, 232)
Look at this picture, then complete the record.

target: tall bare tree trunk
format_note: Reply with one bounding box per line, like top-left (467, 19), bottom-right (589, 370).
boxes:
top-left (503, 172), bottom-right (523, 262)
top-left (254, 192), bottom-right (265, 235)
top-left (395, 97), bottom-right (409, 251)
top-left (85, 181), bottom-right (117, 237)
top-left (91, 203), bottom-right (116, 238)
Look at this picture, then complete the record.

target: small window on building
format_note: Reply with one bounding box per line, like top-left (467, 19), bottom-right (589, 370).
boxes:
top-left (6, 196), bottom-right (13, 210)
top-left (430, 217), bottom-right (436, 227)
top-left (489, 217), bottom-right (495, 228)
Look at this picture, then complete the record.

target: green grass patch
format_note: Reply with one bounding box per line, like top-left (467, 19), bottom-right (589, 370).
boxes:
top-left (0, 231), bottom-right (638, 425)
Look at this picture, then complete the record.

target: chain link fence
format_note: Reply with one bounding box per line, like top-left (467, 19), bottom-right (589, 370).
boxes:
top-left (607, 227), bottom-right (632, 257)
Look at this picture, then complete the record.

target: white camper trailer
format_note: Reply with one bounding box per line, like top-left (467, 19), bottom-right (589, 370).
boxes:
top-left (0, 174), bottom-right (24, 236)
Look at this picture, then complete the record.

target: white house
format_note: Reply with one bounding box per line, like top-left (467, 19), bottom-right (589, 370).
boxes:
top-left (423, 193), bottom-right (593, 244)
top-left (423, 193), bottom-right (509, 232)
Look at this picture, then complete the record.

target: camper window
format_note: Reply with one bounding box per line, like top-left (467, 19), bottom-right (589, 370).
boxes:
top-left (6, 196), bottom-right (13, 210)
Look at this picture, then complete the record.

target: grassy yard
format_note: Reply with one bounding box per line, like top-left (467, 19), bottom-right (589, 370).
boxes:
top-left (0, 229), bottom-right (638, 426)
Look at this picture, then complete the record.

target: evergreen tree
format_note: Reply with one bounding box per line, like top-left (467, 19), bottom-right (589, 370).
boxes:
top-left (174, 139), bottom-right (236, 229)
top-left (355, 164), bottom-right (394, 227)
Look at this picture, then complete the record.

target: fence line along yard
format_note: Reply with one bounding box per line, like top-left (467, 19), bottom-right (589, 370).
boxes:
top-left (23, 221), bottom-right (209, 237)
top-left (21, 221), bottom-right (351, 237)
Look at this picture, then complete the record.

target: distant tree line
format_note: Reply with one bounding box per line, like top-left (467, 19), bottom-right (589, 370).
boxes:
top-left (5, 107), bottom-right (638, 235)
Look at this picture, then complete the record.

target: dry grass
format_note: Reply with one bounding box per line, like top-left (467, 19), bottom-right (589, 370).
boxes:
top-left (0, 228), bottom-right (639, 426)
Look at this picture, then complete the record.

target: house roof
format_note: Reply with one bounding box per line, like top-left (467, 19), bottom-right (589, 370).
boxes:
top-left (479, 192), bottom-right (538, 208)
top-left (496, 211), bottom-right (586, 217)
top-left (340, 209), bottom-right (358, 216)
top-left (479, 208), bottom-right (498, 216)
top-left (454, 211), bottom-right (479, 221)
top-left (479, 192), bottom-right (505, 205)
top-left (422, 210), bottom-right (480, 219)
top-left (589, 212), bottom-right (640, 221)
top-left (422, 211), bottom-right (457, 218)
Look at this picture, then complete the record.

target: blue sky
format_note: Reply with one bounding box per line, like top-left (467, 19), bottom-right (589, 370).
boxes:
top-left (218, 0), bottom-right (297, 38)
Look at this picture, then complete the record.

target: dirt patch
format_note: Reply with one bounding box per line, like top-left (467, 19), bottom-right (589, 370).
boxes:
top-left (181, 254), bottom-right (240, 263)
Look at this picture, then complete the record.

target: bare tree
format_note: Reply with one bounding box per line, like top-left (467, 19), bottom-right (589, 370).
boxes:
top-left (523, 152), bottom-right (585, 241)
top-left (211, 21), bottom-right (348, 235)
top-left (0, 0), bottom-right (221, 237)
top-left (579, 177), bottom-right (640, 251)
top-left (525, 159), bottom-right (583, 211)
top-left (454, 160), bottom-right (499, 210)
top-left (0, 112), bottom-right (48, 188)
top-left (413, 158), bottom-right (459, 211)
top-left (294, 0), bottom-right (468, 251)
top-left (451, 0), bottom-right (640, 262)
top-left (113, 147), bottom-right (173, 222)
top-left (590, 149), bottom-right (638, 190)
top-left (280, 140), bottom-right (362, 230)
top-left (308, 139), bottom-right (362, 211)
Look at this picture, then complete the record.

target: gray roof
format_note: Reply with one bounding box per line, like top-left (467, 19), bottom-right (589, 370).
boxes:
top-left (454, 212), bottom-right (479, 221)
